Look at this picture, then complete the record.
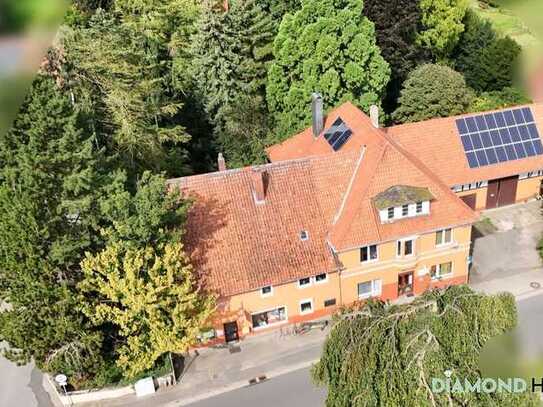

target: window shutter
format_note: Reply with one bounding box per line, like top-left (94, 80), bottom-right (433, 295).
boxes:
top-left (373, 279), bottom-right (382, 295)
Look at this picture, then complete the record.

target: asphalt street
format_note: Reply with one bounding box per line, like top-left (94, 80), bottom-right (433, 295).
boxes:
top-left (185, 366), bottom-right (326, 407)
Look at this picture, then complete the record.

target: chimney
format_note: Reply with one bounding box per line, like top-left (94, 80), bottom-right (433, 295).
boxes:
top-left (217, 152), bottom-right (226, 171)
top-left (251, 169), bottom-right (267, 203)
top-left (223, 0), bottom-right (229, 12)
top-left (370, 105), bottom-right (379, 128)
top-left (311, 93), bottom-right (324, 138)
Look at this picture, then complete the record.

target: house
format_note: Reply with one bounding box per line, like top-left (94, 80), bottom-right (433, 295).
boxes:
top-left (168, 95), bottom-right (543, 343)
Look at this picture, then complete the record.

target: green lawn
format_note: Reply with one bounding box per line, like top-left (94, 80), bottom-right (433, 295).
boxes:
top-left (471, 0), bottom-right (543, 73)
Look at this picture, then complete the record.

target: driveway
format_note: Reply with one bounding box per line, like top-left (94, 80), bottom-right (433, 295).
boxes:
top-left (470, 200), bottom-right (543, 296)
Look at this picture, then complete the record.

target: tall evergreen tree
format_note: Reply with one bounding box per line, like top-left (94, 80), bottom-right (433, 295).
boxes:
top-left (0, 76), bottom-right (107, 382)
top-left (191, 0), bottom-right (275, 167)
top-left (363, 0), bottom-right (430, 113)
top-left (266, 0), bottom-right (390, 138)
top-left (63, 10), bottom-right (191, 177)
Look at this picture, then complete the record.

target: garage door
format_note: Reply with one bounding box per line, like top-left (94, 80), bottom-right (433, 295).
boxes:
top-left (460, 193), bottom-right (477, 210)
top-left (486, 176), bottom-right (518, 209)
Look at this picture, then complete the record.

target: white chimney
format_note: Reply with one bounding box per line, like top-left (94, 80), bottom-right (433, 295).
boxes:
top-left (370, 105), bottom-right (379, 128)
top-left (218, 152), bottom-right (226, 171)
top-left (311, 93), bottom-right (324, 138)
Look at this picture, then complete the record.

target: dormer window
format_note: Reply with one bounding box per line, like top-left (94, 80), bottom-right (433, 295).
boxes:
top-left (374, 186), bottom-right (434, 223)
top-left (300, 230), bottom-right (309, 241)
top-left (387, 207), bottom-right (394, 220)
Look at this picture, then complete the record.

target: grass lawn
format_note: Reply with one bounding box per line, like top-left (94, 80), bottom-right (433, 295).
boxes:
top-left (471, 0), bottom-right (543, 74)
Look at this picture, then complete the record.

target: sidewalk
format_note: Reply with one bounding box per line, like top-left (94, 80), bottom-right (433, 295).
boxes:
top-left (78, 323), bottom-right (329, 407)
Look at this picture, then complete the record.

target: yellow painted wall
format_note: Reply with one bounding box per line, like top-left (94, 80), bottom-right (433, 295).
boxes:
top-left (457, 188), bottom-right (487, 209)
top-left (517, 176), bottom-right (543, 202)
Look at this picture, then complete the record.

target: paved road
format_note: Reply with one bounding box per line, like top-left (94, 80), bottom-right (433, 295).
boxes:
top-left (186, 366), bottom-right (326, 407)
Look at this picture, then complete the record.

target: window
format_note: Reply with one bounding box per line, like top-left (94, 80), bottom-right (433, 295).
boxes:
top-left (300, 299), bottom-right (313, 315)
top-left (260, 285), bottom-right (273, 297)
top-left (315, 273), bottom-right (328, 284)
top-left (298, 277), bottom-right (311, 288)
top-left (387, 207), bottom-right (394, 220)
top-left (402, 204), bottom-right (409, 216)
top-left (358, 279), bottom-right (382, 299)
top-left (430, 262), bottom-right (453, 279)
top-left (435, 228), bottom-right (452, 246)
top-left (360, 245), bottom-right (378, 262)
top-left (300, 230), bottom-right (309, 241)
top-left (251, 307), bottom-right (287, 329)
top-left (416, 201), bottom-right (423, 213)
top-left (452, 181), bottom-right (488, 192)
top-left (324, 298), bottom-right (336, 307)
top-left (397, 239), bottom-right (414, 257)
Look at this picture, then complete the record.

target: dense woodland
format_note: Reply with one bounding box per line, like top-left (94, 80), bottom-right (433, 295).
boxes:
top-left (0, 0), bottom-right (530, 387)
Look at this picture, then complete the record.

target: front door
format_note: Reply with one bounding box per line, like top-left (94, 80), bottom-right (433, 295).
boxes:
top-left (486, 180), bottom-right (500, 209)
top-left (460, 193), bottom-right (477, 210)
top-left (223, 321), bottom-right (239, 343)
top-left (398, 272), bottom-right (414, 296)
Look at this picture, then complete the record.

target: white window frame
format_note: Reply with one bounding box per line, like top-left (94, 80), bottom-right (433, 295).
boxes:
top-left (401, 204), bottom-right (409, 217)
top-left (260, 285), bottom-right (273, 298)
top-left (360, 244), bottom-right (378, 263)
top-left (314, 273), bottom-right (328, 284)
top-left (297, 277), bottom-right (312, 289)
top-left (396, 237), bottom-right (415, 258)
top-left (430, 262), bottom-right (454, 280)
top-left (416, 201), bottom-right (423, 214)
top-left (300, 230), bottom-right (309, 241)
top-left (251, 306), bottom-right (288, 330)
top-left (357, 279), bottom-right (382, 299)
top-left (387, 207), bottom-right (395, 220)
top-left (299, 298), bottom-right (313, 315)
top-left (435, 228), bottom-right (453, 247)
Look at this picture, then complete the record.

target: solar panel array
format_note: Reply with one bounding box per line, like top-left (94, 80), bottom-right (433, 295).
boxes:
top-left (324, 117), bottom-right (352, 151)
top-left (456, 107), bottom-right (543, 169)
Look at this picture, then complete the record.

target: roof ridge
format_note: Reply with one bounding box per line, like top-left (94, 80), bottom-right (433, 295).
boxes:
top-left (167, 149), bottom-right (359, 185)
top-left (332, 147), bottom-right (366, 225)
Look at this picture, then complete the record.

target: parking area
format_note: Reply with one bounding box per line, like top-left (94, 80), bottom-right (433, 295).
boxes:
top-left (470, 200), bottom-right (543, 296)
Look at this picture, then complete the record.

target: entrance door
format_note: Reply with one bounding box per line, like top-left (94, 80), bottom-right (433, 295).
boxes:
top-left (223, 321), bottom-right (239, 343)
top-left (486, 176), bottom-right (518, 209)
top-left (460, 193), bottom-right (477, 210)
top-left (398, 272), bottom-right (414, 296)
top-left (498, 176), bottom-right (518, 206)
top-left (486, 180), bottom-right (500, 209)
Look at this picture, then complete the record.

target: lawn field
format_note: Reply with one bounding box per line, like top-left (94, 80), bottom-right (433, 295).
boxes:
top-left (471, 0), bottom-right (543, 73)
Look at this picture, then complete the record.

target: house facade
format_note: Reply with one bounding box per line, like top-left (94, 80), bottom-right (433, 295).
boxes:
top-left (169, 97), bottom-right (543, 344)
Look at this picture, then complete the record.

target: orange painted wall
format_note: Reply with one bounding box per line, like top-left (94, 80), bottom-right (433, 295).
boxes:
top-left (212, 225), bottom-right (472, 341)
top-left (517, 176), bottom-right (543, 202)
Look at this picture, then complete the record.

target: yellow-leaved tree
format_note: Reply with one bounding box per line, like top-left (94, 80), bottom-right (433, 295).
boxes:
top-left (79, 242), bottom-right (214, 378)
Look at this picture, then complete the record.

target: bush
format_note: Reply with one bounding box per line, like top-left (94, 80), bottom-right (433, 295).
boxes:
top-left (393, 64), bottom-right (474, 124)
top-left (470, 87), bottom-right (532, 113)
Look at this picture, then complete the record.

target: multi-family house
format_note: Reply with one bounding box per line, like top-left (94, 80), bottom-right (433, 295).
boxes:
top-left (168, 95), bottom-right (543, 343)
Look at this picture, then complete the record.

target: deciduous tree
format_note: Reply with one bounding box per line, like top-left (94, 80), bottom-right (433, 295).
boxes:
top-left (80, 243), bottom-right (215, 378)
top-left (393, 64), bottom-right (473, 124)
top-left (417, 0), bottom-right (468, 60)
top-left (312, 286), bottom-right (539, 406)
top-left (266, 0), bottom-right (390, 138)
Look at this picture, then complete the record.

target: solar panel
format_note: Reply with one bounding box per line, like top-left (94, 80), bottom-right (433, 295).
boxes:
top-left (323, 117), bottom-right (353, 151)
top-left (455, 107), bottom-right (542, 168)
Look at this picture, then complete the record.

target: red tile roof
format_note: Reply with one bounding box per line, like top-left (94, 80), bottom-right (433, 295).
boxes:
top-left (168, 152), bottom-right (361, 297)
top-left (387, 104), bottom-right (543, 185)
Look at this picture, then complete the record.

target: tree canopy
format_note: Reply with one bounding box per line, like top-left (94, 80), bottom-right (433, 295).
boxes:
top-left (266, 0), bottom-right (390, 137)
top-left (393, 64), bottom-right (474, 124)
top-left (417, 0), bottom-right (469, 60)
top-left (80, 242), bottom-right (214, 378)
top-left (312, 286), bottom-right (539, 406)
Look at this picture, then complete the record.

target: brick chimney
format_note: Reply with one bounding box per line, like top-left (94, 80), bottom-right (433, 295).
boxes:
top-left (370, 105), bottom-right (379, 128)
top-left (311, 93), bottom-right (324, 138)
top-left (218, 152), bottom-right (226, 171)
top-left (251, 169), bottom-right (267, 203)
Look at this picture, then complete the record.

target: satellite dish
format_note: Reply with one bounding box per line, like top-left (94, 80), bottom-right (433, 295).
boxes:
top-left (55, 374), bottom-right (67, 386)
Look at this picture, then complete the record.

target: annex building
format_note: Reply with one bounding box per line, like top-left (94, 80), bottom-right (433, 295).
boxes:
top-left (169, 96), bottom-right (543, 343)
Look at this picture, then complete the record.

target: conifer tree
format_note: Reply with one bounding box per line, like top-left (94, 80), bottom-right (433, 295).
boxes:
top-left (0, 76), bottom-right (107, 382)
top-left (191, 0), bottom-right (274, 167)
top-left (266, 0), bottom-right (390, 138)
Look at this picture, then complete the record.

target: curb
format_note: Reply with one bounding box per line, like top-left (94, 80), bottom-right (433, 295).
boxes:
top-left (164, 358), bottom-right (320, 407)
